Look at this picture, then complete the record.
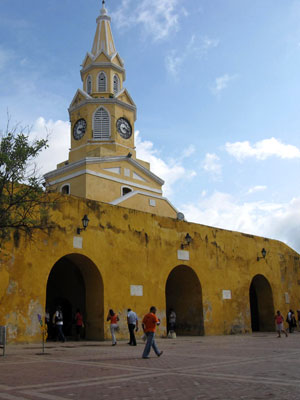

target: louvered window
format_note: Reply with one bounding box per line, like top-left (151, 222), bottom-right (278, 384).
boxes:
top-left (93, 107), bottom-right (110, 139)
top-left (98, 72), bottom-right (107, 92)
top-left (87, 75), bottom-right (92, 94)
top-left (113, 74), bottom-right (120, 94)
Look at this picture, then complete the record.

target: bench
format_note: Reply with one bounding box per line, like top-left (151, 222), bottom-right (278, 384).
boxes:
top-left (0, 326), bottom-right (6, 356)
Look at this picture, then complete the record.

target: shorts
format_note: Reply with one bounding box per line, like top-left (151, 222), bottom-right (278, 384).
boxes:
top-left (276, 323), bottom-right (283, 331)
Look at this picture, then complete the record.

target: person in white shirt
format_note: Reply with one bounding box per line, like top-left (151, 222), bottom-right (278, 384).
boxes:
top-left (127, 308), bottom-right (138, 346)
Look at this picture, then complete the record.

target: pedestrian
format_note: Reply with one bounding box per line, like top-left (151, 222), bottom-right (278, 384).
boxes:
top-left (53, 306), bottom-right (66, 342)
top-left (286, 309), bottom-right (294, 333)
top-left (275, 310), bottom-right (288, 338)
top-left (107, 309), bottom-right (119, 346)
top-left (127, 308), bottom-right (138, 346)
top-left (45, 308), bottom-right (50, 340)
top-left (75, 308), bottom-right (84, 340)
top-left (142, 306), bottom-right (163, 359)
top-left (168, 308), bottom-right (176, 338)
top-left (297, 310), bottom-right (300, 331)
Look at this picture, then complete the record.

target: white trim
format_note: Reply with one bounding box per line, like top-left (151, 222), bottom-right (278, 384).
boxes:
top-left (69, 89), bottom-right (93, 109)
top-left (110, 190), bottom-right (178, 213)
top-left (45, 169), bottom-right (163, 195)
top-left (44, 156), bottom-right (164, 185)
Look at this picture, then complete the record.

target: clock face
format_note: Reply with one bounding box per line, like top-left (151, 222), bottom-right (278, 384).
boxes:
top-left (73, 118), bottom-right (87, 140)
top-left (116, 117), bottom-right (132, 139)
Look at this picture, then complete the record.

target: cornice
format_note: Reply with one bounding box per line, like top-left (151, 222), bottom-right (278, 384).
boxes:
top-left (68, 97), bottom-right (137, 119)
top-left (44, 156), bottom-right (164, 186)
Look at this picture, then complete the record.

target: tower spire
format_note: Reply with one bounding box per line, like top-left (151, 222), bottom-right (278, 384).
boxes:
top-left (91, 0), bottom-right (116, 56)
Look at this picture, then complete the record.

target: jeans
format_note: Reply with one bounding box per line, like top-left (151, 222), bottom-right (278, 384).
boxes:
top-left (56, 324), bottom-right (65, 342)
top-left (128, 324), bottom-right (136, 345)
top-left (110, 323), bottom-right (118, 344)
top-left (142, 332), bottom-right (160, 358)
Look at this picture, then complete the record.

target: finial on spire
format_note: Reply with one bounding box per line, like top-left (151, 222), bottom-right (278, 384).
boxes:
top-left (101, 0), bottom-right (107, 15)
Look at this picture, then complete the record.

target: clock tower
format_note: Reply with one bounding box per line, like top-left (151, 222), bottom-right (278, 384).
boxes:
top-left (44, 1), bottom-right (177, 219)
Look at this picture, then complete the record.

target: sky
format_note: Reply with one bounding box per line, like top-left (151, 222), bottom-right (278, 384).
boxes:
top-left (1, 0), bottom-right (300, 252)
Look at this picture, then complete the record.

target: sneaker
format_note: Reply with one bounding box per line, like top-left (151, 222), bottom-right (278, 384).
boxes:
top-left (158, 351), bottom-right (163, 357)
top-left (142, 356), bottom-right (150, 359)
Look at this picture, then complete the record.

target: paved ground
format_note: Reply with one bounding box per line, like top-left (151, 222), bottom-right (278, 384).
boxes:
top-left (1, 332), bottom-right (300, 399)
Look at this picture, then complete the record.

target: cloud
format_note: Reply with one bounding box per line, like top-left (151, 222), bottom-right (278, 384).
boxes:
top-left (225, 138), bottom-right (300, 161)
top-left (165, 35), bottom-right (219, 77)
top-left (29, 117), bottom-right (70, 176)
top-left (211, 74), bottom-right (237, 95)
top-left (112, 0), bottom-right (182, 41)
top-left (180, 191), bottom-right (300, 252)
top-left (202, 153), bottom-right (222, 177)
top-left (247, 185), bottom-right (267, 194)
top-left (135, 130), bottom-right (196, 196)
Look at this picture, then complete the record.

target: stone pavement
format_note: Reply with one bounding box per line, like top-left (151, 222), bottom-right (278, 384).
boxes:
top-left (1, 333), bottom-right (300, 399)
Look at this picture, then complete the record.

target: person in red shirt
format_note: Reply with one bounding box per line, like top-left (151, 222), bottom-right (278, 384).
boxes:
top-left (75, 308), bottom-right (84, 341)
top-left (142, 306), bottom-right (163, 359)
top-left (275, 310), bottom-right (288, 338)
top-left (107, 309), bottom-right (119, 346)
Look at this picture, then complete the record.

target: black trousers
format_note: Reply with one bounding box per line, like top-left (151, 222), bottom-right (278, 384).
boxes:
top-left (128, 324), bottom-right (136, 345)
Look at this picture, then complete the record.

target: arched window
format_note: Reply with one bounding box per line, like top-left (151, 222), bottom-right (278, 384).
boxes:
top-left (93, 107), bottom-right (110, 139)
top-left (122, 187), bottom-right (132, 196)
top-left (113, 74), bottom-right (120, 94)
top-left (98, 72), bottom-right (107, 92)
top-left (86, 75), bottom-right (92, 94)
top-left (61, 184), bottom-right (70, 195)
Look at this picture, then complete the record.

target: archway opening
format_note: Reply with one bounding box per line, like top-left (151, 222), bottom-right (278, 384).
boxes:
top-left (249, 274), bottom-right (274, 332)
top-left (165, 265), bottom-right (204, 336)
top-left (46, 254), bottom-right (104, 340)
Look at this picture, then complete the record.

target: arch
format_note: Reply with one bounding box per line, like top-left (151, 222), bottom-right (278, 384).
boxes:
top-left (93, 106), bottom-right (110, 139)
top-left (46, 254), bottom-right (104, 340)
top-left (113, 74), bottom-right (120, 94)
top-left (165, 265), bottom-right (204, 336)
top-left (86, 75), bottom-right (92, 94)
top-left (249, 274), bottom-right (275, 332)
top-left (122, 186), bottom-right (132, 196)
top-left (61, 184), bottom-right (70, 195)
top-left (98, 72), bottom-right (107, 92)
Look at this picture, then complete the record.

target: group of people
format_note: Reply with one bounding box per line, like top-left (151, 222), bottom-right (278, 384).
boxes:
top-left (107, 307), bottom-right (176, 358)
top-left (275, 309), bottom-right (300, 338)
top-left (45, 306), bottom-right (84, 342)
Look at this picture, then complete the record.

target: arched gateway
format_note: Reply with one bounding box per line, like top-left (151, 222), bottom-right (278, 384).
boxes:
top-left (249, 274), bottom-right (275, 332)
top-left (46, 254), bottom-right (104, 340)
top-left (165, 265), bottom-right (204, 336)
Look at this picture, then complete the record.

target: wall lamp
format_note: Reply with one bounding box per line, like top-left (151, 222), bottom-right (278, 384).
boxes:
top-left (181, 233), bottom-right (192, 249)
top-left (257, 248), bottom-right (267, 261)
top-left (77, 214), bottom-right (90, 235)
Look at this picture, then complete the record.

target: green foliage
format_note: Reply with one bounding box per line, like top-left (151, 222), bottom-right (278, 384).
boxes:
top-left (0, 121), bottom-right (54, 247)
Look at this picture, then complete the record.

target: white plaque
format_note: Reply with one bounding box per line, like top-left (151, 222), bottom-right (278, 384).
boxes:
top-left (285, 292), bottom-right (290, 304)
top-left (130, 285), bottom-right (143, 296)
top-left (73, 236), bottom-right (83, 249)
top-left (222, 290), bottom-right (231, 300)
top-left (149, 199), bottom-right (156, 207)
top-left (124, 168), bottom-right (130, 177)
top-left (177, 250), bottom-right (189, 261)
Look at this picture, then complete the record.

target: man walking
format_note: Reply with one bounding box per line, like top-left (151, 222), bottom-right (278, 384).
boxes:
top-left (127, 308), bottom-right (138, 346)
top-left (142, 306), bottom-right (163, 359)
top-left (53, 306), bottom-right (66, 342)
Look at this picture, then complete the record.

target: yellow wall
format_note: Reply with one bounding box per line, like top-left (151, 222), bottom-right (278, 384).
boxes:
top-left (1, 195), bottom-right (299, 343)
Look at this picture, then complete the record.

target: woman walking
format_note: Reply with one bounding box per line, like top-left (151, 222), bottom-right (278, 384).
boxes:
top-left (275, 310), bottom-right (288, 338)
top-left (107, 309), bottom-right (119, 346)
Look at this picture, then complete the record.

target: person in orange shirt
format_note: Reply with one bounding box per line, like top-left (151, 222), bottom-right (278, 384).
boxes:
top-left (142, 306), bottom-right (163, 359)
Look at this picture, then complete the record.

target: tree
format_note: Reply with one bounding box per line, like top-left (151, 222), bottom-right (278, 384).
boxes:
top-left (0, 119), bottom-right (56, 250)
